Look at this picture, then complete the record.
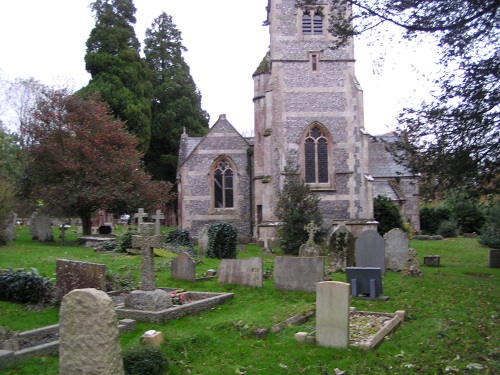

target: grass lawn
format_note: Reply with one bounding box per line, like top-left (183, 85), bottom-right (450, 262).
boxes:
top-left (0, 226), bottom-right (499, 374)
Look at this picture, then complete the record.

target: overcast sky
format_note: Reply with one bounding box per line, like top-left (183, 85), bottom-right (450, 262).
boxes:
top-left (0, 0), bottom-right (440, 135)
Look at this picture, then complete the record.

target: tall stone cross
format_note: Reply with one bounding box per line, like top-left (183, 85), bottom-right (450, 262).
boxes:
top-left (133, 208), bottom-right (148, 232)
top-left (131, 223), bottom-right (164, 291)
top-left (151, 209), bottom-right (165, 235)
top-left (304, 221), bottom-right (319, 246)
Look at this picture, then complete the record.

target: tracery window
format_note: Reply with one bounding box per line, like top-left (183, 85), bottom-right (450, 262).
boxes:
top-left (304, 125), bottom-right (329, 184)
top-left (302, 9), bottom-right (323, 35)
top-left (214, 159), bottom-right (234, 208)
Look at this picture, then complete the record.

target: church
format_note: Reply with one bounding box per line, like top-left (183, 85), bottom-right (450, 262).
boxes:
top-left (177, 0), bottom-right (420, 244)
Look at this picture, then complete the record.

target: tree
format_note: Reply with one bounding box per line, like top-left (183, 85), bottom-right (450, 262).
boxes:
top-left (373, 195), bottom-right (404, 236)
top-left (81, 0), bottom-right (153, 152)
top-left (143, 12), bottom-right (209, 182)
top-left (275, 161), bottom-right (323, 255)
top-left (23, 88), bottom-right (175, 235)
top-left (296, 0), bottom-right (499, 198)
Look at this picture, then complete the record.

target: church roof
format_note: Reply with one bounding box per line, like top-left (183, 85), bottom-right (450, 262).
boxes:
top-left (368, 134), bottom-right (414, 178)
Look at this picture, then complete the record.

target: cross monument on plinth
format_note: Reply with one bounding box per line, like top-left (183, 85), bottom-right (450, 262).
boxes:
top-left (304, 221), bottom-right (319, 246)
top-left (151, 209), bottom-right (165, 236)
top-left (131, 223), bottom-right (164, 291)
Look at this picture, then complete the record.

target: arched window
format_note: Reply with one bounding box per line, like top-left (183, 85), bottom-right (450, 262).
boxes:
top-left (304, 125), bottom-right (329, 184)
top-left (214, 159), bottom-right (234, 208)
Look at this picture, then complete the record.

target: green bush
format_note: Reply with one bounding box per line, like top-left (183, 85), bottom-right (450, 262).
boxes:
top-left (478, 203), bottom-right (500, 249)
top-left (122, 345), bottom-right (168, 375)
top-left (0, 268), bottom-right (54, 304)
top-left (420, 205), bottom-right (452, 235)
top-left (206, 222), bottom-right (238, 259)
top-left (438, 220), bottom-right (458, 238)
top-left (374, 195), bottom-right (404, 235)
top-left (117, 231), bottom-right (137, 252)
top-left (165, 229), bottom-right (194, 251)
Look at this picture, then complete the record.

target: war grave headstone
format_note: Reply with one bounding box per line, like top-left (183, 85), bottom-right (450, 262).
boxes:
top-left (401, 248), bottom-right (423, 277)
top-left (355, 230), bottom-right (386, 275)
top-left (298, 221), bottom-right (323, 257)
top-left (133, 208), bottom-right (148, 233)
top-left (316, 281), bottom-right (350, 348)
top-left (384, 228), bottom-right (410, 271)
top-left (59, 288), bottom-right (124, 375)
top-left (218, 257), bottom-right (264, 287)
top-left (29, 212), bottom-right (53, 242)
top-left (55, 259), bottom-right (107, 300)
top-left (345, 267), bottom-right (388, 300)
top-left (489, 249), bottom-right (500, 268)
top-left (172, 252), bottom-right (197, 282)
top-left (124, 223), bottom-right (172, 311)
top-left (274, 256), bottom-right (325, 292)
top-left (327, 224), bottom-right (355, 272)
top-left (197, 225), bottom-right (210, 257)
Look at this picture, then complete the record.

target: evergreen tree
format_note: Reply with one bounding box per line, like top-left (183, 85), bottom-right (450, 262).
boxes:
top-left (143, 12), bottom-right (209, 182)
top-left (82, 0), bottom-right (153, 152)
top-left (373, 195), bottom-right (404, 236)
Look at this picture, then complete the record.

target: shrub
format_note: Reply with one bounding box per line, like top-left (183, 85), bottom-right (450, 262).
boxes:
top-left (420, 205), bottom-right (452, 235)
top-left (206, 222), bottom-right (238, 259)
top-left (374, 195), bottom-right (404, 235)
top-left (0, 268), bottom-right (54, 304)
top-left (117, 231), bottom-right (136, 252)
top-left (105, 270), bottom-right (136, 291)
top-left (165, 229), bottom-right (194, 252)
top-left (122, 345), bottom-right (168, 375)
top-left (438, 220), bottom-right (458, 238)
top-left (478, 202), bottom-right (500, 249)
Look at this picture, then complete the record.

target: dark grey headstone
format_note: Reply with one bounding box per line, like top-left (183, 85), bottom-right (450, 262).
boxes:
top-left (346, 267), bottom-right (387, 300)
top-left (55, 259), bottom-right (107, 300)
top-left (488, 249), bottom-right (500, 268)
top-left (274, 256), bottom-right (325, 292)
top-left (355, 230), bottom-right (385, 275)
top-left (171, 252), bottom-right (196, 282)
top-left (218, 257), bottom-right (263, 287)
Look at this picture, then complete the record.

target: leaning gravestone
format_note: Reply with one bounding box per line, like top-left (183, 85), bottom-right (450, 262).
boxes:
top-left (274, 256), bottom-right (325, 292)
top-left (316, 281), bottom-right (350, 348)
top-left (59, 288), bottom-right (124, 375)
top-left (218, 257), bottom-right (263, 287)
top-left (355, 230), bottom-right (386, 275)
top-left (384, 228), bottom-right (410, 271)
top-left (197, 225), bottom-right (210, 257)
top-left (55, 259), bottom-right (107, 300)
top-left (4, 211), bottom-right (16, 241)
top-left (29, 212), bottom-right (53, 242)
top-left (172, 252), bottom-right (197, 282)
top-left (328, 225), bottom-right (355, 272)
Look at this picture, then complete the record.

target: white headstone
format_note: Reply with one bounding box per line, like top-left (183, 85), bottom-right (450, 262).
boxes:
top-left (316, 281), bottom-right (350, 348)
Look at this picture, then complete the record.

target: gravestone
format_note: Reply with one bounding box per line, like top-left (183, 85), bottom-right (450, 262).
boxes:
top-left (172, 252), bottom-right (197, 282)
top-left (401, 248), bottom-right (423, 277)
top-left (274, 256), bottom-right (325, 292)
top-left (218, 257), bottom-right (263, 287)
top-left (55, 259), bottom-right (107, 300)
top-left (298, 221), bottom-right (323, 257)
top-left (133, 208), bottom-right (148, 232)
top-left (29, 212), bottom-right (53, 242)
top-left (197, 225), bottom-right (210, 256)
top-left (316, 281), bottom-right (350, 348)
top-left (489, 249), bottom-right (500, 268)
top-left (345, 267), bottom-right (387, 300)
top-left (384, 228), bottom-right (410, 271)
top-left (59, 288), bottom-right (124, 375)
top-left (328, 225), bottom-right (355, 272)
top-left (151, 209), bottom-right (165, 235)
top-left (124, 223), bottom-right (171, 311)
top-left (4, 211), bottom-right (16, 241)
top-left (355, 230), bottom-right (385, 275)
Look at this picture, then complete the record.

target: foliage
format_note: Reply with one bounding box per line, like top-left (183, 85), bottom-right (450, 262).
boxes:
top-left (122, 345), bottom-right (168, 375)
top-left (117, 231), bottom-right (137, 252)
top-left (444, 190), bottom-right (485, 234)
top-left (143, 12), bottom-right (209, 182)
top-left (206, 222), bottom-right (238, 259)
top-left (275, 161), bottom-right (323, 255)
top-left (437, 219), bottom-right (458, 238)
top-left (296, 0), bottom-right (499, 198)
top-left (0, 268), bottom-right (54, 304)
top-left (478, 201), bottom-right (500, 249)
top-left (373, 195), bottom-right (404, 235)
top-left (420, 205), bottom-right (452, 235)
top-left (165, 229), bottom-right (194, 251)
top-left (82, 0), bottom-right (153, 152)
top-left (22, 89), bottom-right (175, 234)
top-left (105, 269), bottom-right (136, 291)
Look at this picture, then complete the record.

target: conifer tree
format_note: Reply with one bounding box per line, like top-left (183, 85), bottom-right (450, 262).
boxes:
top-left (143, 12), bottom-right (209, 182)
top-left (82, 0), bottom-right (153, 152)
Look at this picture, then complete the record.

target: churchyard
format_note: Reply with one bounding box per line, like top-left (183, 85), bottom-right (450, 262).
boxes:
top-left (0, 225), bottom-right (499, 374)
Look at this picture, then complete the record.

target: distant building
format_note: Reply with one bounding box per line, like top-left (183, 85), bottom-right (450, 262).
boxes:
top-left (177, 0), bottom-right (419, 243)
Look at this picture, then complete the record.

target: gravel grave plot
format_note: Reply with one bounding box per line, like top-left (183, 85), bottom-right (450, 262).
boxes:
top-left (349, 312), bottom-right (394, 345)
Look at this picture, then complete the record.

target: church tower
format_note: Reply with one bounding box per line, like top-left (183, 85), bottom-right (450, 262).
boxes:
top-left (252, 0), bottom-right (376, 241)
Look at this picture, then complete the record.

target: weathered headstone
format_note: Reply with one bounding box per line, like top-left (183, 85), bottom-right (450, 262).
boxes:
top-left (56, 259), bottom-right (107, 300)
top-left (133, 208), bottom-right (148, 232)
top-left (172, 252), bottom-right (197, 282)
top-left (124, 223), bottom-right (171, 311)
top-left (489, 249), bottom-right (500, 268)
top-left (29, 212), bottom-right (53, 242)
top-left (218, 257), bottom-right (263, 287)
top-left (197, 225), bottom-right (210, 257)
top-left (151, 209), bottom-right (165, 235)
top-left (384, 228), bottom-right (410, 271)
top-left (316, 281), bottom-right (350, 348)
top-left (401, 248), bottom-right (423, 277)
top-left (59, 288), bottom-right (124, 375)
top-left (355, 230), bottom-right (385, 275)
top-left (299, 221), bottom-right (323, 257)
top-left (274, 256), bottom-right (325, 292)
top-left (328, 225), bottom-right (355, 272)
top-left (4, 211), bottom-right (16, 241)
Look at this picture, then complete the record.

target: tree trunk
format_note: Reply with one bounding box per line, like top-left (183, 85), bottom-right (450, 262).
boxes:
top-left (79, 210), bottom-right (92, 235)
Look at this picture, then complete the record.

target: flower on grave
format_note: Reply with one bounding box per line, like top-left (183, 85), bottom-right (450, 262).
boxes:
top-left (169, 292), bottom-right (185, 305)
